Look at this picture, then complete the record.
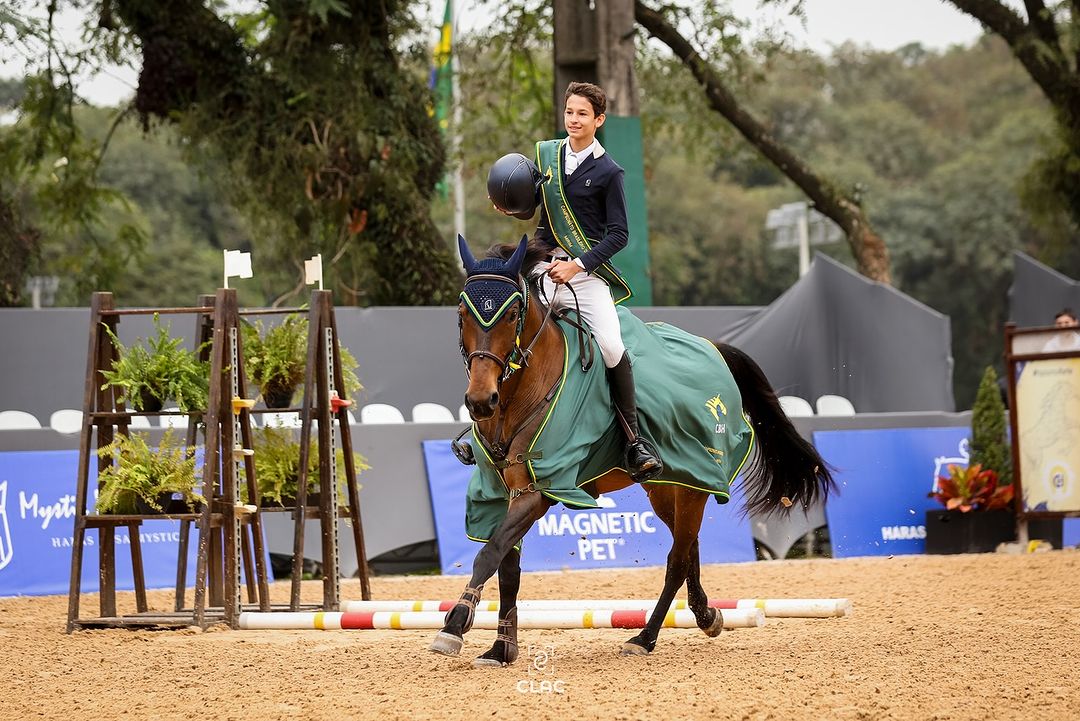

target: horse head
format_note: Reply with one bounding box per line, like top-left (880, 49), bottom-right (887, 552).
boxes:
top-left (457, 234), bottom-right (531, 420)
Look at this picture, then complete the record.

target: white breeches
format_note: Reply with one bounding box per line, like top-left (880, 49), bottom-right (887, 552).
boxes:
top-left (535, 260), bottom-right (626, 368)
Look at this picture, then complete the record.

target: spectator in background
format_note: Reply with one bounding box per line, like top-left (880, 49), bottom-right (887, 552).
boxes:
top-left (1043, 307), bottom-right (1080, 352)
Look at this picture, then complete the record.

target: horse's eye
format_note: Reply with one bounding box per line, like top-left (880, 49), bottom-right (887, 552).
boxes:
top-left (507, 309), bottom-right (519, 323)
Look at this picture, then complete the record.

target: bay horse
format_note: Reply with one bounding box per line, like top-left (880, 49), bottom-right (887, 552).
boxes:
top-left (430, 235), bottom-right (835, 665)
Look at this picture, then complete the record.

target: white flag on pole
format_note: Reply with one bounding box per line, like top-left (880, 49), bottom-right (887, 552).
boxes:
top-left (304, 254), bottom-right (323, 289)
top-left (223, 249), bottom-right (253, 288)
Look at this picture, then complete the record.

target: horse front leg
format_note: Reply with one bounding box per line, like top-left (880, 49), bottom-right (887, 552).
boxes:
top-left (429, 491), bottom-right (549, 657)
top-left (472, 547), bottom-right (522, 667)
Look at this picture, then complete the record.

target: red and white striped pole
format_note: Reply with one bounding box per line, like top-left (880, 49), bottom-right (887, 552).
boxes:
top-left (338, 598), bottom-right (852, 618)
top-left (238, 607), bottom-right (766, 631)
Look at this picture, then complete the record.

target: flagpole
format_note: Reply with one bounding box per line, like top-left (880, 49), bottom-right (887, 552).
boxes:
top-left (451, 2), bottom-right (466, 261)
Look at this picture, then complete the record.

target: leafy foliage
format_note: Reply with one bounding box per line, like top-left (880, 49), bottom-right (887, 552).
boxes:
top-left (0, 188), bottom-right (39, 305)
top-left (930, 463), bottom-right (1014, 513)
top-left (243, 316), bottom-right (309, 406)
top-left (250, 423), bottom-right (368, 507)
top-left (100, 314), bottom-right (209, 412)
top-left (242, 314), bottom-right (362, 406)
top-left (0, 15), bottom-right (147, 306)
top-left (970, 366), bottom-right (1012, 487)
top-left (1, 1), bottom-right (458, 307)
top-left (95, 429), bottom-right (201, 514)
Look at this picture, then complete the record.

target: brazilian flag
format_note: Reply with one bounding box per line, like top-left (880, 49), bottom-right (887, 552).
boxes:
top-left (429, 0), bottom-right (453, 197)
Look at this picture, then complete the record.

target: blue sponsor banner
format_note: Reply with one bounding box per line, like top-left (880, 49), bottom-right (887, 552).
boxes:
top-left (0, 449), bottom-right (200, 597)
top-left (814, 427), bottom-right (971, 557)
top-left (1066, 519), bottom-right (1080, 546)
top-left (422, 440), bottom-right (755, 574)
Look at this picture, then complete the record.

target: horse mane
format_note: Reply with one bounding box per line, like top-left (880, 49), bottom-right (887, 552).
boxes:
top-left (485, 237), bottom-right (548, 270)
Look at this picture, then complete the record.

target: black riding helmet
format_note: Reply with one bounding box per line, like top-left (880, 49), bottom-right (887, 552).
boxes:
top-left (487, 152), bottom-right (544, 221)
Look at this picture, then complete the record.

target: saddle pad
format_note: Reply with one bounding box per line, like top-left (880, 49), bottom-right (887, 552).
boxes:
top-left (464, 306), bottom-right (754, 543)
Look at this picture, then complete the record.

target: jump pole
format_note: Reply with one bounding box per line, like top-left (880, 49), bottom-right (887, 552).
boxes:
top-left (238, 607), bottom-right (765, 631)
top-left (340, 598), bottom-right (852, 618)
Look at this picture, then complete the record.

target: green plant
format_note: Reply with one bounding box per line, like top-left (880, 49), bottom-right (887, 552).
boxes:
top-left (100, 314), bottom-right (209, 412)
top-left (250, 423), bottom-right (368, 507)
top-left (929, 463), bottom-right (1014, 512)
top-left (243, 315), bottom-right (308, 407)
top-left (95, 429), bottom-right (202, 514)
top-left (242, 315), bottom-right (362, 407)
top-left (970, 365), bottom-right (1012, 488)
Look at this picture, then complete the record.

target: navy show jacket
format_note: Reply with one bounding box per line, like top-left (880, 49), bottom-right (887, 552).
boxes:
top-left (534, 142), bottom-right (629, 274)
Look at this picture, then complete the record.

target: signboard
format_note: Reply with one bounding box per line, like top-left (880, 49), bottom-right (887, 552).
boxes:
top-left (814, 427), bottom-right (971, 557)
top-left (0, 450), bottom-right (199, 597)
top-left (1014, 358), bottom-right (1080, 513)
top-left (422, 440), bottom-right (755, 574)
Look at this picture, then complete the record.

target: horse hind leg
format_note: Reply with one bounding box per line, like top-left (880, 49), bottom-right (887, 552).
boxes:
top-left (686, 539), bottom-right (724, 637)
top-left (622, 488), bottom-right (707, 655)
top-left (473, 548), bottom-right (522, 667)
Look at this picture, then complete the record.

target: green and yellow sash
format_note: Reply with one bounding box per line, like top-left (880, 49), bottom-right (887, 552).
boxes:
top-left (535, 139), bottom-right (633, 304)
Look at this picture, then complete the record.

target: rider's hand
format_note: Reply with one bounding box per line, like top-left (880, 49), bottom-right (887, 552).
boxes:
top-left (548, 259), bottom-right (584, 285)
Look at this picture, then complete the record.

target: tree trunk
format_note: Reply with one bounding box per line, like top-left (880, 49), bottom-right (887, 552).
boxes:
top-left (634, 1), bottom-right (892, 284)
top-left (0, 189), bottom-right (38, 307)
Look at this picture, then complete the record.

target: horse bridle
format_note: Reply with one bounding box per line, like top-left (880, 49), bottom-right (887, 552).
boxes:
top-left (458, 273), bottom-right (553, 385)
top-left (457, 272), bottom-right (559, 467)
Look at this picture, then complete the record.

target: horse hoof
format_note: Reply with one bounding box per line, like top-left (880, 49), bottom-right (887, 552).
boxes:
top-left (620, 641), bottom-right (651, 656)
top-left (429, 631), bottom-right (464, 657)
top-left (703, 608), bottom-right (724, 638)
top-left (472, 656), bottom-right (508, 668)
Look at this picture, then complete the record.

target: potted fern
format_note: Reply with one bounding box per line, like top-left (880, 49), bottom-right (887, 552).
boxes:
top-left (250, 423), bottom-right (367, 508)
top-left (95, 429), bottom-right (203, 514)
top-left (100, 315), bottom-right (209, 412)
top-left (243, 315), bottom-right (308, 409)
top-left (242, 315), bottom-right (362, 409)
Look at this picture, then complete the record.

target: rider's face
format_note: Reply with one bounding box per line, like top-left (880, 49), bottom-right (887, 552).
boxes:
top-left (564, 94), bottom-right (605, 150)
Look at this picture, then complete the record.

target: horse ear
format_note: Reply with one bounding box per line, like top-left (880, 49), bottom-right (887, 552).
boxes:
top-left (457, 234), bottom-right (476, 272)
top-left (504, 234), bottom-right (529, 276)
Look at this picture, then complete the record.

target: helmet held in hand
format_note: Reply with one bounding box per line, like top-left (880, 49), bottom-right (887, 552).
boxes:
top-left (487, 152), bottom-right (543, 221)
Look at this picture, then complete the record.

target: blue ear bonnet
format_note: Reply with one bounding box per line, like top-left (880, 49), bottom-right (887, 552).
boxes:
top-left (460, 276), bottom-right (524, 327)
top-left (457, 234), bottom-right (529, 328)
top-left (471, 257), bottom-right (516, 277)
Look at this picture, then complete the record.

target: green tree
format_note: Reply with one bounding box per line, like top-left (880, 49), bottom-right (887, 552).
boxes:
top-left (2, 1), bottom-right (460, 306)
top-left (970, 365), bottom-right (1012, 487)
top-left (633, 1), bottom-right (893, 283)
top-left (945, 2), bottom-right (1080, 235)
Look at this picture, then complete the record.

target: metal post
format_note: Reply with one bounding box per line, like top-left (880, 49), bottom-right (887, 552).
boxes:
top-left (798, 203), bottom-right (811, 277)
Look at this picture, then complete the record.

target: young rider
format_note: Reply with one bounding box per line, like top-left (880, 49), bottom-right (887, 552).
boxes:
top-left (492, 81), bottom-right (662, 482)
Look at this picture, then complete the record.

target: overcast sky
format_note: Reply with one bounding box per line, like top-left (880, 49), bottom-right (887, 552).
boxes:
top-left (438, 0), bottom-right (986, 53)
top-left (6, 1), bottom-right (988, 107)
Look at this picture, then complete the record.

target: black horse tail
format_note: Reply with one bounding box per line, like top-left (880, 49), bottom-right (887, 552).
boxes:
top-left (716, 342), bottom-right (837, 516)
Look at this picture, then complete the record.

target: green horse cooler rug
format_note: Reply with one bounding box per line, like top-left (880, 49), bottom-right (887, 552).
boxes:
top-left (465, 306), bottom-right (755, 544)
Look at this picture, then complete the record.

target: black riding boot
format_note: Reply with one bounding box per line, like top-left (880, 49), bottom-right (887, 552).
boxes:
top-left (608, 352), bottom-right (663, 482)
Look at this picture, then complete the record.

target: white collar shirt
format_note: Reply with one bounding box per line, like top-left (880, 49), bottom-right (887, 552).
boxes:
top-left (564, 139), bottom-right (595, 176)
